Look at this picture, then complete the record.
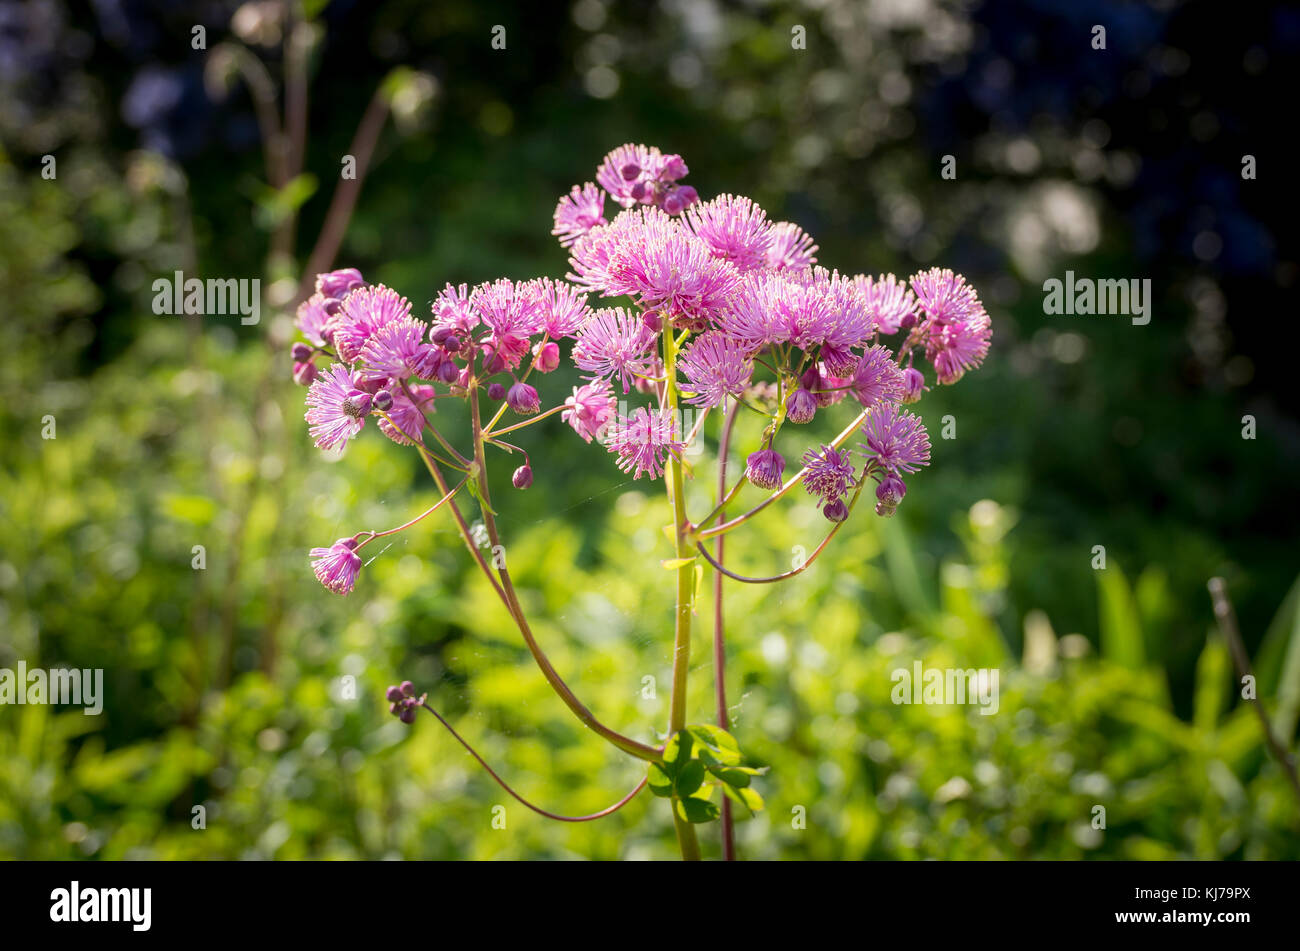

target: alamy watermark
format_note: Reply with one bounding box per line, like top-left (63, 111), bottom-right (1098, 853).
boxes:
top-left (152, 270), bottom-right (261, 325)
top-left (0, 661), bottom-right (103, 714)
top-left (1043, 270), bottom-right (1151, 326)
top-left (890, 660), bottom-right (999, 715)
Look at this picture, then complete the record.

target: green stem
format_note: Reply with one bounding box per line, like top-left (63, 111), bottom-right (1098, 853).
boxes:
top-left (468, 388), bottom-right (662, 763)
top-left (663, 324), bottom-right (702, 862)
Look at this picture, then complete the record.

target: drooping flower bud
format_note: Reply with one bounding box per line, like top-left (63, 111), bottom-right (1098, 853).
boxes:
top-left (823, 498), bottom-right (850, 522)
top-left (507, 382), bottom-right (540, 415)
top-left (291, 342), bottom-right (313, 362)
top-left (399, 706), bottom-right (417, 724)
top-left (898, 310), bottom-right (917, 331)
top-left (901, 367), bottom-right (925, 404)
top-left (438, 359), bottom-right (460, 384)
top-left (293, 360), bottom-right (319, 386)
top-left (876, 472), bottom-right (907, 507)
top-left (785, 388), bottom-right (817, 424)
top-left (400, 681), bottom-right (415, 698)
top-left (373, 389), bottom-right (394, 412)
top-left (641, 310), bottom-right (663, 333)
top-left (512, 465), bottom-right (533, 489)
top-left (385, 685), bottom-right (403, 703)
top-left (487, 382), bottom-right (507, 401)
top-left (533, 341), bottom-right (560, 373)
top-left (745, 449), bottom-right (786, 490)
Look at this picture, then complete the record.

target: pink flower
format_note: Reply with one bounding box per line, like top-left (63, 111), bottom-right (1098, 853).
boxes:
top-left (328, 284), bottom-right (412, 363)
top-left (360, 318), bottom-right (437, 380)
top-left (910, 267), bottom-right (981, 326)
top-left (572, 306), bottom-right (657, 393)
top-left (857, 273), bottom-right (917, 335)
top-left (849, 345), bottom-right (905, 408)
top-left (524, 277), bottom-right (592, 338)
top-left (553, 183), bottom-right (607, 247)
top-left (765, 222), bottom-right (819, 271)
top-left (305, 364), bottom-right (370, 451)
top-left (684, 193), bottom-right (774, 272)
top-left (678, 332), bottom-right (754, 408)
top-left (562, 379), bottom-right (616, 443)
top-left (607, 406), bottom-right (683, 480)
top-left (597, 143), bottom-right (666, 208)
top-left (602, 208), bottom-right (740, 327)
top-left (310, 538), bottom-right (362, 595)
top-left (432, 282), bottom-right (480, 336)
top-left (717, 272), bottom-right (789, 352)
top-left (377, 384), bottom-right (434, 445)
top-left (926, 307), bottom-right (992, 384)
top-left (295, 293), bottom-right (334, 347)
top-left (859, 404), bottom-right (931, 474)
top-left (801, 445), bottom-right (857, 507)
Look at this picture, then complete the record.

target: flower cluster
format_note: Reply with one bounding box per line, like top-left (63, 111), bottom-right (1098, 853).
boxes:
top-left (385, 681), bottom-right (426, 725)
top-left (292, 143), bottom-right (992, 598)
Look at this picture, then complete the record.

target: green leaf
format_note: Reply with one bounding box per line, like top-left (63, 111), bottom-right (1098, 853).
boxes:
top-left (674, 796), bottom-right (720, 824)
top-left (647, 762), bottom-right (674, 798)
top-left (661, 556), bottom-right (697, 570)
top-left (707, 763), bottom-right (767, 788)
top-left (1097, 564), bottom-right (1145, 669)
top-left (663, 730), bottom-right (694, 769)
top-left (465, 478), bottom-right (498, 517)
top-left (687, 724), bottom-right (741, 766)
top-left (722, 783), bottom-right (765, 815)
top-left (674, 760), bottom-right (706, 797)
top-left (1193, 633), bottom-right (1230, 734)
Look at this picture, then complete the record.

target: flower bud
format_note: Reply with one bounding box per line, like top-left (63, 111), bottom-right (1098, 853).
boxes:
top-left (660, 155), bottom-right (688, 181)
top-left (481, 347), bottom-right (506, 375)
top-left (512, 465), bottom-right (533, 489)
top-left (673, 184), bottom-right (699, 209)
top-left (293, 360), bottom-right (318, 385)
top-left (506, 382), bottom-right (540, 415)
top-left (785, 388), bottom-right (817, 424)
top-left (823, 498), bottom-right (850, 523)
top-left (385, 685), bottom-right (403, 703)
top-left (373, 389), bottom-right (394, 412)
top-left (641, 310), bottom-right (663, 333)
top-left (898, 310), bottom-right (917, 331)
top-left (398, 706), bottom-right (417, 725)
top-left (291, 342), bottom-right (313, 362)
top-left (442, 334), bottom-right (461, 353)
top-left (438, 359), bottom-right (460, 384)
top-left (745, 449), bottom-right (786, 490)
top-left (533, 341), bottom-right (560, 373)
top-left (662, 190), bottom-right (685, 215)
top-left (431, 327), bottom-right (455, 346)
top-left (316, 268), bottom-right (365, 299)
top-left (901, 367), bottom-right (925, 404)
top-left (876, 473), bottom-right (907, 507)
top-left (487, 382), bottom-right (507, 401)
top-left (400, 680), bottom-right (415, 697)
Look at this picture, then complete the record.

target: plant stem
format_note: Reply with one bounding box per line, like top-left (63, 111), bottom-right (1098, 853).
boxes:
top-left (468, 389), bottom-right (662, 763)
top-left (1207, 578), bottom-right (1300, 804)
top-left (663, 324), bottom-right (702, 861)
top-left (714, 399), bottom-right (741, 861)
top-left (696, 402), bottom-right (875, 541)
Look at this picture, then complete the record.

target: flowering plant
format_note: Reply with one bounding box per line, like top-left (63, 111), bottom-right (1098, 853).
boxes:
top-left (292, 144), bottom-right (991, 860)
